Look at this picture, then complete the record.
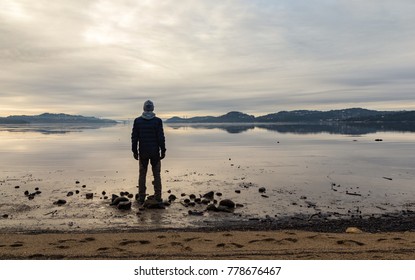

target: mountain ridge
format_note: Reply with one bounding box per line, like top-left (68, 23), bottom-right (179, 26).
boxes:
top-left (166, 108), bottom-right (415, 123)
top-left (0, 113), bottom-right (117, 124)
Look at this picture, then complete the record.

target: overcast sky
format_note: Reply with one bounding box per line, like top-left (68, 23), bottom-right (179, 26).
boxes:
top-left (1, 0), bottom-right (415, 119)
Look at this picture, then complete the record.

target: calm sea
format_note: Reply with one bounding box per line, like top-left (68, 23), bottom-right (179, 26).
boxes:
top-left (0, 122), bottom-right (414, 232)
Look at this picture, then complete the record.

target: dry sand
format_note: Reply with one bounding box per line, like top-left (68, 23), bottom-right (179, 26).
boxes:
top-left (1, 230), bottom-right (415, 260)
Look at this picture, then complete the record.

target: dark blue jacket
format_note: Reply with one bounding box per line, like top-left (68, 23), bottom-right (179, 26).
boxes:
top-left (131, 116), bottom-right (166, 157)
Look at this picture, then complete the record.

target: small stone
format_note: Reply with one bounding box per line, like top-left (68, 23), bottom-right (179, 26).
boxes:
top-left (110, 196), bottom-right (129, 206)
top-left (258, 187), bottom-right (266, 193)
top-left (236, 203), bottom-right (244, 208)
top-left (216, 192), bottom-right (222, 197)
top-left (117, 201), bottom-right (132, 210)
top-left (206, 204), bottom-right (218, 212)
top-left (235, 190), bottom-right (241, 194)
top-left (261, 194), bottom-right (269, 198)
top-left (216, 205), bottom-right (232, 213)
top-left (76, 181), bottom-right (80, 184)
top-left (346, 227), bottom-right (363, 234)
top-left (103, 196), bottom-right (108, 200)
top-left (189, 194), bottom-right (196, 200)
top-left (219, 199), bottom-right (235, 209)
top-left (102, 191), bottom-right (106, 195)
top-left (54, 199), bottom-right (67, 206)
top-left (15, 186), bottom-right (20, 189)
top-left (181, 193), bottom-right (186, 197)
top-left (201, 199), bottom-right (210, 204)
top-left (188, 210), bottom-right (204, 216)
top-left (183, 198), bottom-right (191, 204)
top-left (24, 190), bottom-right (29, 196)
top-left (82, 185), bottom-right (86, 188)
top-left (111, 194), bottom-right (119, 202)
top-left (203, 191), bottom-right (214, 200)
top-left (86, 193), bottom-right (94, 199)
top-left (167, 190), bottom-right (171, 194)
top-left (120, 192), bottom-right (126, 196)
top-left (35, 191), bottom-right (42, 195)
top-left (75, 190), bottom-right (80, 194)
top-left (127, 193), bottom-right (134, 199)
top-left (194, 198), bottom-right (202, 204)
top-left (2, 214), bottom-right (9, 218)
top-left (168, 194), bottom-right (177, 201)
top-left (67, 191), bottom-right (74, 197)
top-left (35, 187), bottom-right (39, 191)
top-left (375, 139), bottom-right (383, 142)
top-left (300, 196), bottom-right (307, 200)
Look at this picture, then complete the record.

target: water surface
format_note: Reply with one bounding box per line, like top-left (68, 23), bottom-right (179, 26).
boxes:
top-left (0, 123), bottom-right (414, 232)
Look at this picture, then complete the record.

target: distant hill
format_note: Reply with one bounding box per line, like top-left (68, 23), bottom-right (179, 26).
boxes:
top-left (167, 111), bottom-right (255, 123)
top-left (166, 108), bottom-right (415, 123)
top-left (0, 113), bottom-right (117, 124)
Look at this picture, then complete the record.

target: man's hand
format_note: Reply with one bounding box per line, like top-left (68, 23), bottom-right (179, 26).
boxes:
top-left (133, 153), bottom-right (139, 160)
top-left (160, 151), bottom-right (166, 160)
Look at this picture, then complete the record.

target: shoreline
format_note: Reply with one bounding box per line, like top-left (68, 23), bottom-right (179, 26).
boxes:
top-left (1, 213), bottom-right (414, 235)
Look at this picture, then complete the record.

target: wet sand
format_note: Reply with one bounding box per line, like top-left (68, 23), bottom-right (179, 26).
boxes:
top-left (1, 229), bottom-right (415, 260)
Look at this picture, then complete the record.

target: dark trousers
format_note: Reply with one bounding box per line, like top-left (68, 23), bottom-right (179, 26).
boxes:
top-left (138, 155), bottom-right (162, 201)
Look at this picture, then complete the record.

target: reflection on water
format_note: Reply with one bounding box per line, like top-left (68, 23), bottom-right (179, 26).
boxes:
top-left (167, 122), bottom-right (415, 135)
top-left (0, 123), bottom-right (414, 232)
top-left (0, 123), bottom-right (117, 135)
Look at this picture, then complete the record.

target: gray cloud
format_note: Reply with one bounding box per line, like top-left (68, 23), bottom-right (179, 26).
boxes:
top-left (1, 0), bottom-right (415, 119)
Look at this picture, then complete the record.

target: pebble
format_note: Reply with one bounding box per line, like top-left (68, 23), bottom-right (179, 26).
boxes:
top-left (102, 191), bottom-right (106, 195)
top-left (258, 187), bottom-right (266, 193)
top-left (168, 194), bottom-right (177, 201)
top-left (188, 210), bottom-right (204, 216)
top-left (127, 194), bottom-right (134, 199)
top-left (235, 190), bottom-right (241, 194)
top-left (219, 199), bottom-right (235, 209)
top-left (117, 201), bottom-right (132, 210)
top-left (82, 185), bottom-right (86, 188)
top-left (110, 196), bottom-right (129, 206)
top-left (346, 227), bottom-right (363, 234)
top-left (67, 191), bottom-right (74, 197)
top-left (216, 192), bottom-right (223, 197)
top-left (75, 190), bottom-right (80, 194)
top-left (189, 194), bottom-right (196, 200)
top-left (53, 199), bottom-right (67, 206)
top-left (203, 191), bottom-right (214, 200)
top-left (86, 193), bottom-right (94, 199)
top-left (15, 186), bottom-right (20, 189)
top-left (2, 214), bottom-right (8, 218)
top-left (76, 181), bottom-right (80, 184)
top-left (206, 204), bottom-right (218, 212)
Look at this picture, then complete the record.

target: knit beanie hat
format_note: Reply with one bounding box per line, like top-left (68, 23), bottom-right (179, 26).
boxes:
top-left (143, 100), bottom-right (154, 112)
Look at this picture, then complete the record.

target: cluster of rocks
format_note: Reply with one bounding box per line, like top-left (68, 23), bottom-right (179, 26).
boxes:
top-left (175, 190), bottom-right (242, 216)
top-left (23, 187), bottom-right (42, 200)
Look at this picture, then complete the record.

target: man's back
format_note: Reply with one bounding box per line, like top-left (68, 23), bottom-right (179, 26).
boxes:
top-left (131, 116), bottom-right (165, 158)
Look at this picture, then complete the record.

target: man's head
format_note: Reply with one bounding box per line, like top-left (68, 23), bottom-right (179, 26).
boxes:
top-left (143, 100), bottom-right (154, 112)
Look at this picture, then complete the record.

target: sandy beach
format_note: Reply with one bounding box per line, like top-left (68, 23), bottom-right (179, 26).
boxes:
top-left (1, 229), bottom-right (415, 260)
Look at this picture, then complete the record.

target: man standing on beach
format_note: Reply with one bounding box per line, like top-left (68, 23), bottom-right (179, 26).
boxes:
top-left (131, 100), bottom-right (166, 204)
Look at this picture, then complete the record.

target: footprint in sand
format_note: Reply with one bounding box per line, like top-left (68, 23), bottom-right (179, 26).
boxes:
top-left (119, 240), bottom-right (151, 246)
top-left (183, 237), bottom-right (200, 242)
top-left (216, 243), bottom-right (244, 249)
top-left (80, 237), bottom-right (96, 243)
top-left (249, 238), bottom-right (298, 244)
top-left (9, 242), bottom-right (24, 248)
top-left (336, 240), bottom-right (365, 246)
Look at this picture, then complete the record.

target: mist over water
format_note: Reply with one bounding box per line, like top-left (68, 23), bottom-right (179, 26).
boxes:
top-left (0, 123), bottom-right (414, 232)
